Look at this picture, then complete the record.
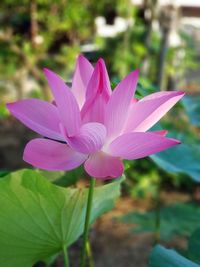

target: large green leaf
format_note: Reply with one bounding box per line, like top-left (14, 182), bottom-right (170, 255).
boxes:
top-left (0, 169), bottom-right (122, 267)
top-left (149, 245), bottom-right (200, 267)
top-left (39, 166), bottom-right (83, 187)
top-left (182, 95), bottom-right (200, 126)
top-left (151, 144), bottom-right (200, 182)
top-left (0, 170), bottom-right (10, 178)
top-left (120, 202), bottom-right (200, 240)
top-left (188, 228), bottom-right (200, 264)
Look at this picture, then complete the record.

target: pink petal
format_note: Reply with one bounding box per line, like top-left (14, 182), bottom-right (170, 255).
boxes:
top-left (85, 58), bottom-right (111, 100)
top-left (84, 152), bottom-right (124, 179)
top-left (7, 99), bottom-right (63, 141)
top-left (153, 130), bottom-right (168, 136)
top-left (108, 132), bottom-right (180, 160)
top-left (81, 93), bottom-right (108, 124)
top-left (81, 58), bottom-right (111, 123)
top-left (44, 68), bottom-right (81, 137)
top-left (71, 55), bottom-right (94, 108)
top-left (61, 122), bottom-right (107, 154)
top-left (124, 91), bottom-right (185, 133)
top-left (23, 138), bottom-right (87, 171)
top-left (104, 69), bottom-right (139, 141)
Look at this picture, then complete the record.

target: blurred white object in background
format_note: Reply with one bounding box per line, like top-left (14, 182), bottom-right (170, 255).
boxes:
top-left (95, 16), bottom-right (134, 38)
top-left (131, 0), bottom-right (200, 7)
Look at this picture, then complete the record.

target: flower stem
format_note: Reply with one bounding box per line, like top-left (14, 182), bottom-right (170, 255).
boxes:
top-left (63, 245), bottom-right (69, 267)
top-left (86, 239), bottom-right (95, 267)
top-left (80, 178), bottom-right (96, 267)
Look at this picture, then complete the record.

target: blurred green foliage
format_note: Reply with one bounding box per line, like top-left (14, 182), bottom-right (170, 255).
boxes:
top-left (0, 0), bottom-right (118, 100)
top-left (121, 202), bottom-right (200, 240)
top-left (0, 0), bottom-right (198, 100)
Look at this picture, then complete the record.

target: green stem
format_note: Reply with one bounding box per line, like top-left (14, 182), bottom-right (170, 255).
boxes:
top-left (80, 178), bottom-right (96, 267)
top-left (63, 245), bottom-right (69, 267)
top-left (86, 239), bottom-right (95, 267)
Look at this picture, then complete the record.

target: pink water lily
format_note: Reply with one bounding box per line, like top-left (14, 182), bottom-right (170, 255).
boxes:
top-left (7, 55), bottom-right (184, 179)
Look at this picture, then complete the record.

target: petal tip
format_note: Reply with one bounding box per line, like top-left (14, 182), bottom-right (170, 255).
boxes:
top-left (171, 91), bottom-right (186, 101)
top-left (96, 58), bottom-right (106, 70)
top-left (77, 53), bottom-right (84, 58)
top-left (135, 68), bottom-right (140, 73)
top-left (128, 69), bottom-right (140, 80)
top-left (154, 130), bottom-right (168, 136)
top-left (97, 57), bottom-right (105, 64)
top-left (162, 130), bottom-right (168, 136)
top-left (179, 91), bottom-right (186, 97)
top-left (43, 67), bottom-right (49, 73)
top-left (169, 90), bottom-right (186, 98)
top-left (6, 101), bottom-right (18, 114)
top-left (133, 68), bottom-right (140, 75)
top-left (43, 67), bottom-right (55, 77)
top-left (6, 102), bottom-right (13, 110)
top-left (77, 54), bottom-right (87, 62)
top-left (174, 90), bottom-right (185, 96)
top-left (169, 138), bottom-right (182, 145)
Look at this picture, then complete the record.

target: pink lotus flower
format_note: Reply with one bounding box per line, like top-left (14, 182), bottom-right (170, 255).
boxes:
top-left (7, 55), bottom-right (184, 179)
